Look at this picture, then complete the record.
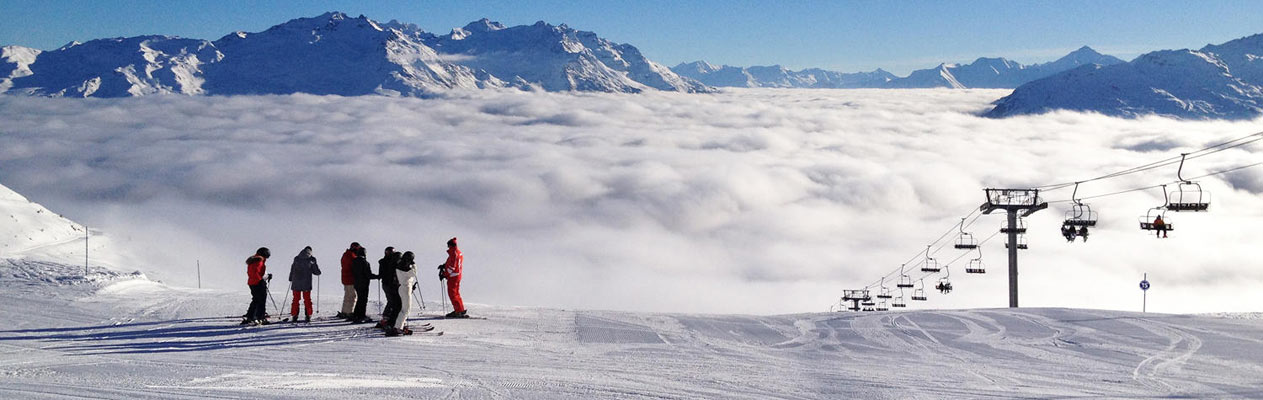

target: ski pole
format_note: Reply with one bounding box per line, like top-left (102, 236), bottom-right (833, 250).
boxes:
top-left (316, 275), bottom-right (321, 314)
top-left (413, 282), bottom-right (426, 311)
top-left (284, 282), bottom-right (293, 318)
top-left (265, 275), bottom-right (279, 316)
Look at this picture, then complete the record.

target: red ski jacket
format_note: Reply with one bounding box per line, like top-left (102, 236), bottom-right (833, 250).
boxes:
top-left (246, 255), bottom-right (267, 286)
top-left (340, 249), bottom-right (356, 285)
top-left (444, 247), bottom-right (463, 280)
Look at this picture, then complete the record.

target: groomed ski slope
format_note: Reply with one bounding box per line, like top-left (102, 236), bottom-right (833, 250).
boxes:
top-left (1, 261), bottom-right (1262, 399)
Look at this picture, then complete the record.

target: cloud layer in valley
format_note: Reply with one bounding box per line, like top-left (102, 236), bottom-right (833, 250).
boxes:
top-left (1, 89), bottom-right (1261, 314)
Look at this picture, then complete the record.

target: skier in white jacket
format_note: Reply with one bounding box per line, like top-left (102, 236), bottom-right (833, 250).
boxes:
top-left (387, 251), bottom-right (419, 336)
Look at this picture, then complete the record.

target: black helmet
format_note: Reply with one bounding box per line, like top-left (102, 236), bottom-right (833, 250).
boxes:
top-left (257, 247), bottom-right (271, 258)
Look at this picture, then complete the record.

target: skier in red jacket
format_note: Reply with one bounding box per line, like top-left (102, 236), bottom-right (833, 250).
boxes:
top-left (338, 242), bottom-right (361, 319)
top-left (439, 237), bottom-right (468, 318)
top-left (243, 247), bottom-right (272, 325)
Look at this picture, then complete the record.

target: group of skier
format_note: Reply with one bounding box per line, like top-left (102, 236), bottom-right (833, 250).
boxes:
top-left (241, 237), bottom-right (468, 337)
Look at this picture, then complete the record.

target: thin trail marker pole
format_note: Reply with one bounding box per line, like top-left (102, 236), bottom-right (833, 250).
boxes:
top-left (197, 260), bottom-right (202, 289)
top-left (84, 225), bottom-right (88, 278)
top-left (316, 276), bottom-right (321, 314)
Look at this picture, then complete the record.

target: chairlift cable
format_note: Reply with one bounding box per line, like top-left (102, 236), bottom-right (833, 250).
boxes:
top-left (1034, 130), bottom-right (1263, 191)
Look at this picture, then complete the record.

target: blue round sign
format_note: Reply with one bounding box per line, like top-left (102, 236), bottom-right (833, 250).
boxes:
top-left (1140, 280), bottom-right (1150, 291)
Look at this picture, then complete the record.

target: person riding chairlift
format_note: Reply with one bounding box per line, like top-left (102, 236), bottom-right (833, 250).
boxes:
top-left (1153, 215), bottom-right (1168, 238)
top-left (1061, 223), bottom-right (1076, 242)
top-left (1077, 226), bottom-right (1089, 242)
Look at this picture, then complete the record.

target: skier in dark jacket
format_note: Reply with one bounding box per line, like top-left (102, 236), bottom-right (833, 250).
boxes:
top-left (376, 247), bottom-right (402, 329)
top-left (243, 247), bottom-right (272, 325)
top-left (288, 246), bottom-right (322, 322)
top-left (349, 247), bottom-right (377, 323)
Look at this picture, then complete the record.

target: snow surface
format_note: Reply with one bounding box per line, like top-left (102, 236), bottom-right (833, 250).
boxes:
top-left (2, 258), bottom-right (1263, 398)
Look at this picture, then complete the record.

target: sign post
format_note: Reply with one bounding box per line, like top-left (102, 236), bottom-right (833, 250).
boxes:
top-left (1139, 273), bottom-right (1150, 313)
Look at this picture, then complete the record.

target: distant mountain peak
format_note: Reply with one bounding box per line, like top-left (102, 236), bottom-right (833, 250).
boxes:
top-left (463, 18), bottom-right (507, 32)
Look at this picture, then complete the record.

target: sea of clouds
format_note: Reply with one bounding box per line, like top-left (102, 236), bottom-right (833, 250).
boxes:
top-left (1, 88), bottom-right (1260, 314)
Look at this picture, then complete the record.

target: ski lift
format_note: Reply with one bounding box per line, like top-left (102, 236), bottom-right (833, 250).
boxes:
top-left (897, 265), bottom-right (915, 288)
top-left (921, 246), bottom-right (941, 273)
top-left (1165, 154), bottom-right (1211, 212)
top-left (892, 296), bottom-right (907, 308)
top-left (862, 299), bottom-right (876, 306)
top-left (877, 279), bottom-right (893, 299)
top-left (862, 306), bottom-right (875, 312)
top-left (875, 300), bottom-right (889, 312)
top-left (965, 257), bottom-right (985, 274)
top-left (1063, 182), bottom-right (1098, 227)
top-left (1000, 217), bottom-right (1027, 234)
top-left (1004, 234), bottom-right (1029, 249)
top-left (936, 268), bottom-right (952, 294)
top-left (1139, 185), bottom-right (1175, 234)
top-left (954, 218), bottom-right (978, 249)
top-left (911, 279), bottom-right (928, 301)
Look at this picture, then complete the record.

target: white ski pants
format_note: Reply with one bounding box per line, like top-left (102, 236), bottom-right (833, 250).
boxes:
top-left (395, 278), bottom-right (415, 330)
top-left (341, 284), bottom-right (356, 314)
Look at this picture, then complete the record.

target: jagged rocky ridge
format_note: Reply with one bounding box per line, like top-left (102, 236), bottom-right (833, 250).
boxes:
top-left (987, 34), bottom-right (1263, 120)
top-left (0, 12), bottom-right (710, 97)
top-left (672, 46), bottom-right (1124, 89)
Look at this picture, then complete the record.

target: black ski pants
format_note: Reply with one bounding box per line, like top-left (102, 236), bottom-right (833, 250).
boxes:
top-left (382, 283), bottom-right (402, 325)
top-left (247, 283), bottom-right (268, 321)
top-left (352, 282), bottom-right (370, 320)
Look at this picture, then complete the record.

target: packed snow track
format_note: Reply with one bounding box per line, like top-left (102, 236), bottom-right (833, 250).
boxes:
top-left (1, 269), bottom-right (1262, 398)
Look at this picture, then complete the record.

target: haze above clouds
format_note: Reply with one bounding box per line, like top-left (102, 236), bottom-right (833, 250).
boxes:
top-left (1, 89), bottom-right (1260, 314)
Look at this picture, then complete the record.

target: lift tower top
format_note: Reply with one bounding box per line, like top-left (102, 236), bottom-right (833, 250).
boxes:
top-left (980, 189), bottom-right (1047, 308)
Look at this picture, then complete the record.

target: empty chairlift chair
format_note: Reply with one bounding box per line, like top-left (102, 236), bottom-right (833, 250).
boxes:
top-left (897, 274), bottom-right (914, 288)
top-left (877, 281), bottom-right (893, 299)
top-left (954, 218), bottom-right (978, 249)
top-left (875, 300), bottom-right (889, 312)
top-left (1166, 154), bottom-right (1211, 212)
top-left (921, 247), bottom-right (941, 273)
top-left (1000, 217), bottom-right (1027, 234)
top-left (911, 279), bottom-right (928, 301)
top-left (1004, 234), bottom-right (1029, 249)
top-left (965, 257), bottom-right (985, 274)
top-left (892, 296), bottom-right (907, 308)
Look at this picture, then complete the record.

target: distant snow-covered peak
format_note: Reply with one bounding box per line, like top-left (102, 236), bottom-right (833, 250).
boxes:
top-left (463, 18), bottom-right (507, 32)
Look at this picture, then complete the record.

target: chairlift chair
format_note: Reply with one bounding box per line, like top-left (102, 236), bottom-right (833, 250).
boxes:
top-left (897, 274), bottom-right (914, 288)
top-left (1139, 207), bottom-right (1174, 232)
top-left (862, 299), bottom-right (876, 306)
top-left (911, 279), bottom-right (928, 301)
top-left (875, 300), bottom-right (889, 312)
top-left (954, 218), bottom-right (979, 249)
top-left (921, 246), bottom-right (941, 273)
top-left (1064, 203), bottom-right (1098, 227)
top-left (877, 285), bottom-right (892, 299)
top-left (1167, 182), bottom-right (1211, 212)
top-left (911, 289), bottom-right (927, 301)
top-left (936, 277), bottom-right (953, 294)
top-left (1000, 217), bottom-right (1027, 234)
top-left (862, 306), bottom-right (875, 312)
top-left (1166, 154), bottom-right (1211, 212)
top-left (1139, 186), bottom-right (1175, 233)
top-left (892, 296), bottom-right (907, 308)
top-left (965, 258), bottom-right (985, 274)
top-left (1064, 183), bottom-right (1099, 227)
top-left (1005, 234), bottom-right (1029, 249)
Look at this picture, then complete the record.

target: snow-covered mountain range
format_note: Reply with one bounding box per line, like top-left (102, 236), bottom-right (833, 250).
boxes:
top-left (672, 46), bottom-right (1124, 89)
top-left (0, 12), bottom-right (709, 97)
top-left (988, 34), bottom-right (1263, 119)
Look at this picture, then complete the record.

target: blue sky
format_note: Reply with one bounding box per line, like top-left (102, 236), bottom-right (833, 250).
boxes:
top-left (1, 0), bottom-right (1260, 75)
